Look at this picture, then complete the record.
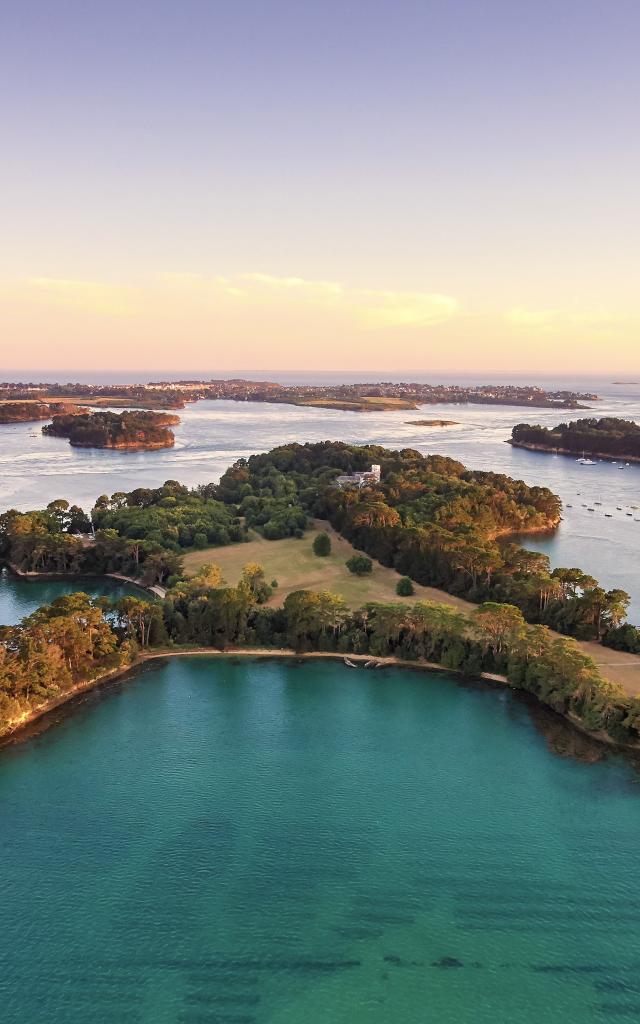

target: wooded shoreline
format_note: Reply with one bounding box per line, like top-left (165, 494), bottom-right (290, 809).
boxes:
top-left (508, 439), bottom-right (640, 464)
top-left (1, 642), bottom-right (635, 756)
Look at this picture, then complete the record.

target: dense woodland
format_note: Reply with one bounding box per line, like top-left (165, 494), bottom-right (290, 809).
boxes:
top-left (511, 417), bottom-right (640, 459)
top-left (0, 482), bottom-right (245, 585)
top-left (43, 410), bottom-right (180, 449)
top-left (215, 442), bottom-right (632, 645)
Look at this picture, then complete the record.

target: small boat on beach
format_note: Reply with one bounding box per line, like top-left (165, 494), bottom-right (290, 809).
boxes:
top-left (344, 658), bottom-right (358, 668)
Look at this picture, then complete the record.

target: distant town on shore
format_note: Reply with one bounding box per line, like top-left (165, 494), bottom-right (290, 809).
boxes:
top-left (0, 377), bottom-right (599, 418)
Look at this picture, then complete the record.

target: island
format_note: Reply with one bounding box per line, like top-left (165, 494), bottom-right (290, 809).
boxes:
top-left (42, 410), bottom-right (180, 450)
top-left (3, 440), bottom-right (640, 752)
top-left (0, 377), bottom-right (598, 413)
top-left (509, 417), bottom-right (640, 462)
top-left (408, 419), bottom-right (459, 426)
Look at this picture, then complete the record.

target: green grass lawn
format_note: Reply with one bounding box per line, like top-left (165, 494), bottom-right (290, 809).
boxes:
top-left (181, 520), bottom-right (472, 612)
top-left (180, 521), bottom-right (640, 694)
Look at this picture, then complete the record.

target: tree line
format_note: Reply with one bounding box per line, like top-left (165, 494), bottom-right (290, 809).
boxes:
top-left (3, 581), bottom-right (640, 749)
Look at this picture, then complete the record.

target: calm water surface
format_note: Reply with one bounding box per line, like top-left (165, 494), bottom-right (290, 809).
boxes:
top-left (1, 377), bottom-right (638, 616)
top-left (0, 568), bottom-right (147, 624)
top-left (2, 656), bottom-right (640, 1023)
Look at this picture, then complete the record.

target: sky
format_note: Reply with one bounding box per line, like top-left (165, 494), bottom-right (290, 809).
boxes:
top-left (1, 0), bottom-right (639, 376)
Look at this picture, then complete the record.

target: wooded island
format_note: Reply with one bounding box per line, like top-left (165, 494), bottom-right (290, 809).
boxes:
top-left (42, 410), bottom-right (180, 449)
top-left (510, 417), bottom-right (640, 461)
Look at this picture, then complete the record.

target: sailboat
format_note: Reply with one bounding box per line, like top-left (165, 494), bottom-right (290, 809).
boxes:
top-left (577, 450), bottom-right (596, 465)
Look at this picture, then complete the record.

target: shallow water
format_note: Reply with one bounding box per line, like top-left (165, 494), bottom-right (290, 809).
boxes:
top-left (2, 656), bottom-right (640, 1023)
top-left (0, 568), bottom-right (146, 625)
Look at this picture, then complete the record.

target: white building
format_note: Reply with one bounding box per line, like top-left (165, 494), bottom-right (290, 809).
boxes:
top-left (334, 464), bottom-right (381, 489)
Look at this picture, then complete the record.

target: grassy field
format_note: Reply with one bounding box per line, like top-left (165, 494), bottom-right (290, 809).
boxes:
top-left (182, 520), bottom-right (471, 612)
top-left (182, 520), bottom-right (640, 695)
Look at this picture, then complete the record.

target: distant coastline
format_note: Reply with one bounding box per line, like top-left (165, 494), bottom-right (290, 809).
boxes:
top-left (0, 378), bottom-right (599, 413)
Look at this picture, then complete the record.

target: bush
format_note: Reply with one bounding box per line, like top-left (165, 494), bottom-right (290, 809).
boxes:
top-left (313, 532), bottom-right (331, 557)
top-left (396, 576), bottom-right (414, 596)
top-left (271, 579), bottom-right (279, 589)
top-left (603, 623), bottom-right (640, 653)
top-left (346, 554), bottom-right (373, 576)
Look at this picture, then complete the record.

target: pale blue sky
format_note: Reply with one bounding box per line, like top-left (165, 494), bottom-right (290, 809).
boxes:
top-left (1, 0), bottom-right (638, 371)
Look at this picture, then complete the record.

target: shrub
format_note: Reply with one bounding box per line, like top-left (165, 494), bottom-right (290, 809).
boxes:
top-left (346, 554), bottom-right (373, 576)
top-left (396, 576), bottom-right (414, 596)
top-left (313, 532), bottom-right (331, 556)
top-left (271, 579), bottom-right (279, 589)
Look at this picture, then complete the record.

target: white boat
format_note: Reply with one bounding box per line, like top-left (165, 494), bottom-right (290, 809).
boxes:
top-left (344, 658), bottom-right (358, 668)
top-left (576, 457), bottom-right (596, 465)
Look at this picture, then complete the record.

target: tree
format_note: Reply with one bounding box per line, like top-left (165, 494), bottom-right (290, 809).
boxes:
top-left (346, 555), bottom-right (373, 576)
top-left (191, 562), bottom-right (224, 590)
top-left (472, 602), bottom-right (526, 656)
top-left (313, 532), bottom-right (331, 557)
top-left (114, 596), bottom-right (158, 647)
top-left (238, 563), bottom-right (272, 604)
top-left (396, 577), bottom-right (414, 596)
top-left (284, 590), bottom-right (348, 650)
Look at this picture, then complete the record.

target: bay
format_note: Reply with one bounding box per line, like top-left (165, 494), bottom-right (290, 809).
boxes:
top-left (0, 567), bottom-right (147, 624)
top-left (2, 655), bottom-right (640, 1023)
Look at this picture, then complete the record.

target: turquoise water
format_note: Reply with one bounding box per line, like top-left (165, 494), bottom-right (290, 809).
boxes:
top-left (0, 568), bottom-right (146, 625)
top-left (2, 655), bottom-right (640, 1023)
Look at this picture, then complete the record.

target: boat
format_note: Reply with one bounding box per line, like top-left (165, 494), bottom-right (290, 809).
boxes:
top-left (577, 458), bottom-right (596, 465)
top-left (605, 513), bottom-right (613, 517)
top-left (566, 504), bottom-right (573, 508)
top-left (627, 512), bottom-right (633, 516)
top-left (617, 507), bottom-right (623, 511)
top-left (587, 507), bottom-right (595, 511)
top-left (344, 658), bottom-right (358, 668)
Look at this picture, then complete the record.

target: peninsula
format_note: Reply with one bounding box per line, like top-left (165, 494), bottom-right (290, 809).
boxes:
top-left (510, 417), bottom-right (640, 463)
top-left (3, 441), bottom-right (640, 750)
top-left (0, 401), bottom-right (81, 424)
top-left (42, 410), bottom-right (180, 450)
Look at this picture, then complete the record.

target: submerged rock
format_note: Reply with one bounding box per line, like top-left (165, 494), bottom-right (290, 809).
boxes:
top-left (432, 956), bottom-right (464, 969)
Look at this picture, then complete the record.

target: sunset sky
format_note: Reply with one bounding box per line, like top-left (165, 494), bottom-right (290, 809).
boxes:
top-left (2, 0), bottom-right (638, 375)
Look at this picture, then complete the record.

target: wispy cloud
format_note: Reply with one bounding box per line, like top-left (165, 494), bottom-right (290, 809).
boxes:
top-left (504, 306), bottom-right (635, 334)
top-left (161, 272), bottom-right (459, 328)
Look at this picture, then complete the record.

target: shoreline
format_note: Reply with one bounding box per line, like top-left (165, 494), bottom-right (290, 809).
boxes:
top-left (508, 439), bottom-right (640, 465)
top-left (0, 646), bottom-right (506, 746)
top-left (1, 643), bottom-right (634, 756)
